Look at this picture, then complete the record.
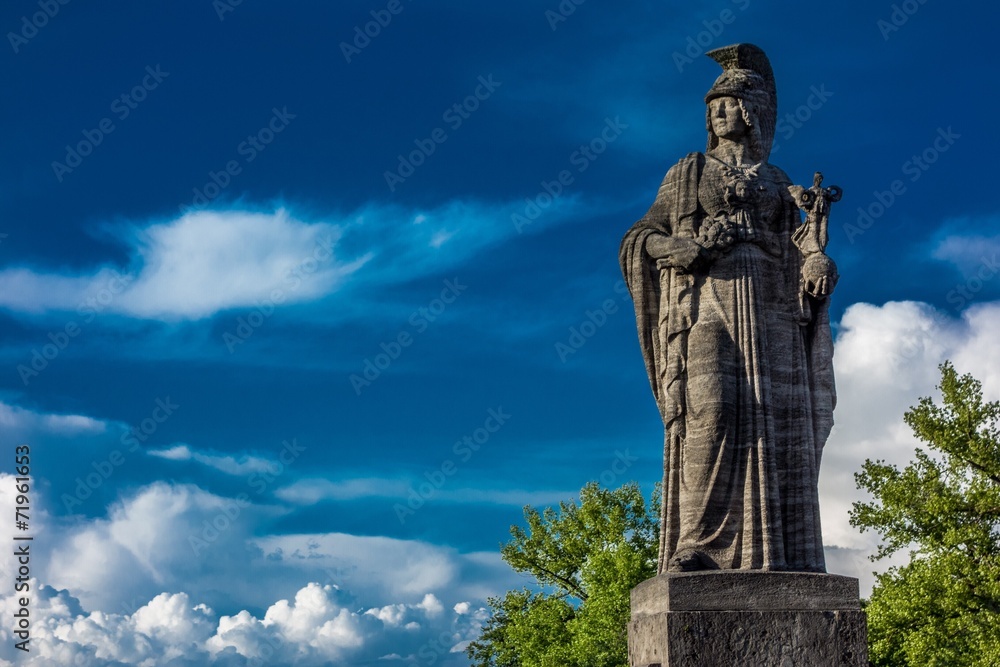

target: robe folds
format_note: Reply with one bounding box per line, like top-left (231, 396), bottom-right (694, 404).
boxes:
top-left (620, 152), bottom-right (836, 574)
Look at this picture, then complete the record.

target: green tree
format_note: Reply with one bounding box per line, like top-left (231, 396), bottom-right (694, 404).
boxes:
top-left (850, 362), bottom-right (1000, 666)
top-left (467, 481), bottom-right (658, 667)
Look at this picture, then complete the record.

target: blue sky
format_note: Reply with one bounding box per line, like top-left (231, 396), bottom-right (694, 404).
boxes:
top-left (1, 1), bottom-right (998, 665)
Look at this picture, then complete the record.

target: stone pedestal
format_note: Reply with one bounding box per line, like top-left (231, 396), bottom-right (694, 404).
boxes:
top-left (628, 571), bottom-right (867, 666)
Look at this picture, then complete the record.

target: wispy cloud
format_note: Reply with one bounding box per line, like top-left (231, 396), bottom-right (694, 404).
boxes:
top-left (147, 444), bottom-right (279, 476)
top-left (0, 209), bottom-right (356, 320)
top-left (274, 478), bottom-right (411, 504)
top-left (0, 400), bottom-right (108, 435)
top-left (926, 214), bottom-right (1000, 272)
top-left (275, 476), bottom-right (574, 507)
top-left (0, 197), bottom-right (582, 323)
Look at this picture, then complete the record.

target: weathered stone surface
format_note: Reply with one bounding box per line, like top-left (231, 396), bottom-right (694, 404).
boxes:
top-left (620, 42), bottom-right (843, 575)
top-left (631, 571), bottom-right (861, 613)
top-left (621, 43), bottom-right (867, 665)
top-left (629, 572), bottom-right (868, 666)
top-left (629, 609), bottom-right (867, 667)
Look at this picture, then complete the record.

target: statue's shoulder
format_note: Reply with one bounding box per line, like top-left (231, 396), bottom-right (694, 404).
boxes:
top-left (763, 162), bottom-right (793, 185)
top-left (676, 152), bottom-right (705, 169)
top-left (663, 152), bottom-right (705, 182)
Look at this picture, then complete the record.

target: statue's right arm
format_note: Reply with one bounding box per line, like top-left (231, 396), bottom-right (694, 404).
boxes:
top-left (644, 233), bottom-right (705, 273)
top-left (636, 154), bottom-right (707, 274)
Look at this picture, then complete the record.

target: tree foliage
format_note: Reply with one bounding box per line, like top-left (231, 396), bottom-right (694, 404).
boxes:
top-left (851, 362), bottom-right (1000, 666)
top-left (466, 481), bottom-right (658, 667)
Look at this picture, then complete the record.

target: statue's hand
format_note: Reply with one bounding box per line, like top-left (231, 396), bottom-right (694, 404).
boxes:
top-left (802, 253), bottom-right (838, 299)
top-left (645, 234), bottom-right (706, 273)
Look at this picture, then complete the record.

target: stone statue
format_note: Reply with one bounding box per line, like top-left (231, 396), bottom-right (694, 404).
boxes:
top-left (620, 43), bottom-right (840, 575)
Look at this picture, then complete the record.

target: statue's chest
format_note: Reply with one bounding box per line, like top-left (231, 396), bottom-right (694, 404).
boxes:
top-left (698, 160), bottom-right (784, 229)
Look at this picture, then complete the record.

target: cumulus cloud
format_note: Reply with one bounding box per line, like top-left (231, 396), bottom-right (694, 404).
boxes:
top-left (820, 299), bottom-right (1000, 595)
top-left (0, 476), bottom-right (514, 665)
top-left (45, 482), bottom-right (272, 610)
top-left (0, 581), bottom-right (484, 667)
top-left (15, 295), bottom-right (1000, 657)
top-left (0, 198), bottom-right (581, 322)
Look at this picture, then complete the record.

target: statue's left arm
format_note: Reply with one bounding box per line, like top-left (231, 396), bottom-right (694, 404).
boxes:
top-left (774, 165), bottom-right (838, 447)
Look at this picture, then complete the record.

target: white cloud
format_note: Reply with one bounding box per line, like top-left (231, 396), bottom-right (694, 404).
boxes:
top-left (417, 593), bottom-right (444, 618)
top-left (0, 209), bottom-right (358, 321)
top-left (820, 299), bottom-right (1000, 595)
top-left (1, 477), bottom-right (516, 665)
top-left (0, 198), bottom-right (582, 323)
top-left (0, 580), bottom-right (481, 667)
top-left (147, 444), bottom-right (279, 476)
top-left (132, 593), bottom-right (216, 647)
top-left (254, 533), bottom-right (461, 600)
top-left (22, 299), bottom-right (1000, 653)
top-left (932, 231), bottom-right (1000, 276)
top-left (274, 477), bottom-right (411, 504)
top-left (0, 474), bottom-right (516, 665)
top-left (260, 583), bottom-right (367, 653)
top-left (44, 482), bottom-right (286, 612)
top-left (0, 402), bottom-right (108, 437)
top-left (275, 476), bottom-right (574, 508)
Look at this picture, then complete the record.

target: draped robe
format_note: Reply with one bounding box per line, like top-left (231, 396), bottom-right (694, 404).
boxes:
top-left (619, 152), bottom-right (836, 574)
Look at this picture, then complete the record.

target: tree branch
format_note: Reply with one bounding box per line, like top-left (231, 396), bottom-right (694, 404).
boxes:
top-left (529, 562), bottom-right (587, 601)
top-left (949, 445), bottom-right (1000, 487)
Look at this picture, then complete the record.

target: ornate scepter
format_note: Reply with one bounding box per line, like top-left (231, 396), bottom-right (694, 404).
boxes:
top-left (789, 172), bottom-right (842, 299)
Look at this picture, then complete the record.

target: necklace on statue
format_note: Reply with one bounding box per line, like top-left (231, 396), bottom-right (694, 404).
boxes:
top-left (708, 153), bottom-right (762, 179)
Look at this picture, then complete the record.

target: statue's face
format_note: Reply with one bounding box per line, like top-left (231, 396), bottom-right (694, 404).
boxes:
top-left (709, 96), bottom-right (748, 141)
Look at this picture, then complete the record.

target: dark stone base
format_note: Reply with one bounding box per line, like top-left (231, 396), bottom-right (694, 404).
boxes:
top-left (628, 572), bottom-right (868, 667)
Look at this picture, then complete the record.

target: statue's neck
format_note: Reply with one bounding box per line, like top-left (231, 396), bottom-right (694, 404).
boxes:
top-left (709, 138), bottom-right (756, 166)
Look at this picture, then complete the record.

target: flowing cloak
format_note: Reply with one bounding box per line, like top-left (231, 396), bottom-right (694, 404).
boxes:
top-left (619, 152), bottom-right (836, 573)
